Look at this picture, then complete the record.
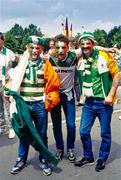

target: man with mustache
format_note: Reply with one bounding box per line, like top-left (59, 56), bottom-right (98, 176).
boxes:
top-left (74, 32), bottom-right (120, 172)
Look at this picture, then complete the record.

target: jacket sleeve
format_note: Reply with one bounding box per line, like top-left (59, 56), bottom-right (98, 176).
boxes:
top-left (100, 51), bottom-right (120, 78)
top-left (44, 59), bottom-right (60, 111)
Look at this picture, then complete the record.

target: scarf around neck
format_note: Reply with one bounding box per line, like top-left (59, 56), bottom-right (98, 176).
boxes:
top-left (81, 48), bottom-right (99, 96)
top-left (26, 58), bottom-right (43, 84)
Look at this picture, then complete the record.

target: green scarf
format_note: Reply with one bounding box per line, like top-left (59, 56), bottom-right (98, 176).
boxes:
top-left (81, 49), bottom-right (99, 96)
top-left (26, 59), bottom-right (43, 84)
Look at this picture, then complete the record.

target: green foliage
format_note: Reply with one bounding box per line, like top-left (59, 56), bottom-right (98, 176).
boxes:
top-left (4, 24), bottom-right (43, 54)
top-left (3, 24), bottom-right (121, 53)
top-left (106, 26), bottom-right (121, 48)
top-left (93, 29), bottom-right (107, 46)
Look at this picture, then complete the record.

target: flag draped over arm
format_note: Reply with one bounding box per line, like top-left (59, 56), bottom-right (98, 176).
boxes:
top-left (6, 89), bottom-right (59, 166)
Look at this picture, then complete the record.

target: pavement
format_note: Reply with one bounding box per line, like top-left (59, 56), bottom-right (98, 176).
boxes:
top-left (0, 87), bottom-right (121, 180)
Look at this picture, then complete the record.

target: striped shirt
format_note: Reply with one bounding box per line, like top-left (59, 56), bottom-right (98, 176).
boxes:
top-left (20, 59), bottom-right (45, 102)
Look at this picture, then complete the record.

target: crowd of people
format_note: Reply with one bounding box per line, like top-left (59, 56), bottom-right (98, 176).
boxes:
top-left (0, 31), bottom-right (121, 176)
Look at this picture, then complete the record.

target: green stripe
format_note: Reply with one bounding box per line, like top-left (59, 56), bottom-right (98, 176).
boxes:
top-left (20, 92), bottom-right (43, 97)
top-left (1, 47), bottom-right (7, 55)
top-left (21, 82), bottom-right (44, 88)
top-left (83, 86), bottom-right (92, 89)
top-left (2, 66), bottom-right (6, 75)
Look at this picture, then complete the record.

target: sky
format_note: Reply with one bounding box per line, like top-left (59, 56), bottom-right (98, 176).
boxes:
top-left (0, 0), bottom-right (121, 37)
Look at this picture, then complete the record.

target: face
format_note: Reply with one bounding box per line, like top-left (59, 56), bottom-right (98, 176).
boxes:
top-left (0, 37), bottom-right (4, 51)
top-left (79, 38), bottom-right (94, 58)
top-left (28, 43), bottom-right (43, 61)
top-left (49, 40), bottom-right (55, 49)
top-left (55, 41), bottom-right (68, 60)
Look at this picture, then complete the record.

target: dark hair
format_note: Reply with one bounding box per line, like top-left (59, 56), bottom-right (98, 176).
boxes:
top-left (49, 38), bottom-right (55, 46)
top-left (54, 34), bottom-right (69, 45)
top-left (0, 32), bottom-right (4, 41)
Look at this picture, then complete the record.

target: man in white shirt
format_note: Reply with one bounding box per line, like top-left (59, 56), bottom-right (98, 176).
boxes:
top-left (0, 32), bottom-right (15, 138)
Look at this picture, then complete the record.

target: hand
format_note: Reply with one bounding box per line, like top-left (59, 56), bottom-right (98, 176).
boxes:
top-left (107, 47), bottom-right (119, 54)
top-left (4, 93), bottom-right (10, 102)
top-left (46, 95), bottom-right (52, 103)
top-left (104, 96), bottom-right (113, 105)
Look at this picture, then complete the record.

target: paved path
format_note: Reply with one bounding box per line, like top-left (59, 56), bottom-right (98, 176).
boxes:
top-left (0, 87), bottom-right (121, 180)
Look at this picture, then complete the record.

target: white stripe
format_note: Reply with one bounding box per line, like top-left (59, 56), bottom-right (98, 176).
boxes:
top-left (83, 82), bottom-right (93, 87)
top-left (20, 87), bottom-right (44, 92)
top-left (83, 87), bottom-right (94, 96)
top-left (85, 70), bottom-right (91, 75)
top-left (85, 64), bottom-right (90, 68)
top-left (22, 78), bottom-right (44, 83)
top-left (23, 96), bottom-right (44, 101)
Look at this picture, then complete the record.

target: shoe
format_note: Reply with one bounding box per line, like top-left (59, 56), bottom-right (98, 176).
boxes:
top-left (10, 158), bottom-right (26, 174)
top-left (8, 128), bottom-right (16, 139)
top-left (55, 149), bottom-right (64, 160)
top-left (67, 149), bottom-right (76, 163)
top-left (95, 159), bottom-right (106, 172)
top-left (74, 157), bottom-right (94, 167)
top-left (40, 158), bottom-right (52, 176)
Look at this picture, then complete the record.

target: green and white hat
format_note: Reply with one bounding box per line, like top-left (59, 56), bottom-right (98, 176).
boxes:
top-left (78, 32), bottom-right (96, 43)
top-left (27, 35), bottom-right (45, 46)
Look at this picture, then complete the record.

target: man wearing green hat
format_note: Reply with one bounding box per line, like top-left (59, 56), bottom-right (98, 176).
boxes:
top-left (74, 32), bottom-right (120, 172)
top-left (5, 35), bottom-right (60, 176)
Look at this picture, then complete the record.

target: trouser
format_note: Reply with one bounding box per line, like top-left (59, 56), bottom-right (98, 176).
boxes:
top-left (74, 73), bottom-right (81, 102)
top-left (0, 82), bottom-right (11, 132)
top-left (18, 101), bottom-right (48, 162)
top-left (51, 91), bottom-right (76, 151)
top-left (80, 97), bottom-right (113, 161)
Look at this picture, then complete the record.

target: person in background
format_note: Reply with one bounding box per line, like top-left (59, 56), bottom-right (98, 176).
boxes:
top-left (5, 35), bottom-right (60, 176)
top-left (48, 39), bottom-right (56, 56)
top-left (0, 32), bottom-right (16, 139)
top-left (74, 32), bottom-right (120, 172)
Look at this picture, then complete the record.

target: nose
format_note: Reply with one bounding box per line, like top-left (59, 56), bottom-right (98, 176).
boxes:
top-left (32, 48), bottom-right (36, 53)
top-left (58, 47), bottom-right (63, 53)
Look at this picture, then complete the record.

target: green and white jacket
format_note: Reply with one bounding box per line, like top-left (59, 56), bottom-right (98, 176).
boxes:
top-left (77, 49), bottom-right (120, 98)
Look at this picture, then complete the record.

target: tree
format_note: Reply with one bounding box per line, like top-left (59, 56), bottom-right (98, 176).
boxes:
top-left (4, 24), bottom-right (43, 53)
top-left (93, 29), bottom-right (107, 47)
top-left (107, 26), bottom-right (121, 48)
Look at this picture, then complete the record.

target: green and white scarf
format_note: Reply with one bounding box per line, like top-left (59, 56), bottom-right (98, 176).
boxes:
top-left (80, 49), bottom-right (99, 97)
top-left (26, 59), bottom-right (43, 84)
top-left (0, 47), bottom-right (7, 86)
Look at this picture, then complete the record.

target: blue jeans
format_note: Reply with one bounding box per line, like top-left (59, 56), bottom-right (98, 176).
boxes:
top-left (80, 97), bottom-right (113, 161)
top-left (18, 101), bottom-right (48, 162)
top-left (51, 91), bottom-right (76, 151)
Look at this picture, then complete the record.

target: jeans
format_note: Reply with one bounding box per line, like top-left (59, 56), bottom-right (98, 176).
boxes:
top-left (18, 100), bottom-right (48, 162)
top-left (0, 81), bottom-right (11, 130)
top-left (80, 97), bottom-right (113, 161)
top-left (51, 91), bottom-right (76, 151)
